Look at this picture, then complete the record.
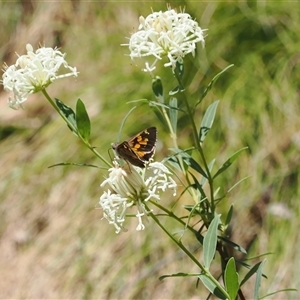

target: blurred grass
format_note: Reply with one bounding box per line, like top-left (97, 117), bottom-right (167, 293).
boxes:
top-left (0, 1), bottom-right (300, 299)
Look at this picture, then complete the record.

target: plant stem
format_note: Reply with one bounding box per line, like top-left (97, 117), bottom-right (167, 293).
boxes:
top-left (42, 89), bottom-right (112, 168)
top-left (145, 202), bottom-right (230, 299)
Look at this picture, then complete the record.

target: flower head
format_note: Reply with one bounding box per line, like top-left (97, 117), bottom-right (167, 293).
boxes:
top-left (99, 161), bottom-right (177, 233)
top-left (124, 5), bottom-right (206, 73)
top-left (1, 43), bottom-right (78, 109)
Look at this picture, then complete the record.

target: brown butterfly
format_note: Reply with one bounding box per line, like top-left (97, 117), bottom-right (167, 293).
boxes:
top-left (112, 127), bottom-right (157, 168)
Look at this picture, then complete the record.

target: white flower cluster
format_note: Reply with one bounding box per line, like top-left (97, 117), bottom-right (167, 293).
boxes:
top-left (125, 6), bottom-right (206, 73)
top-left (2, 44), bottom-right (78, 109)
top-left (99, 161), bottom-right (177, 233)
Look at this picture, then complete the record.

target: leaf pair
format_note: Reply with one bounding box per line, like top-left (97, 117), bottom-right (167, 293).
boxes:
top-left (56, 98), bottom-right (91, 142)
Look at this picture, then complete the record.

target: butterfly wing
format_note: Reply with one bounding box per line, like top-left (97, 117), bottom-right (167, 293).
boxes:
top-left (128, 127), bottom-right (157, 161)
top-left (112, 127), bottom-right (157, 168)
top-left (114, 141), bottom-right (146, 168)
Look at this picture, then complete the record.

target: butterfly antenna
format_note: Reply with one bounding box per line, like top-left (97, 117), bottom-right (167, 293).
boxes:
top-left (117, 106), bottom-right (137, 141)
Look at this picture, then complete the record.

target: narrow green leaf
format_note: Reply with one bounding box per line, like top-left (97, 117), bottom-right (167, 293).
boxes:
top-left (198, 275), bottom-right (226, 299)
top-left (183, 199), bottom-right (208, 238)
top-left (196, 64), bottom-right (234, 107)
top-left (246, 252), bottom-right (273, 261)
top-left (240, 260), bottom-right (266, 287)
top-left (194, 230), bottom-right (204, 245)
top-left (254, 260), bottom-right (266, 300)
top-left (127, 98), bottom-right (149, 104)
top-left (225, 258), bottom-right (239, 300)
top-left (227, 176), bottom-right (250, 193)
top-left (203, 214), bottom-right (220, 268)
top-left (76, 99), bottom-right (91, 142)
top-left (213, 147), bottom-right (248, 179)
top-left (260, 288), bottom-right (298, 299)
top-left (183, 205), bottom-right (195, 212)
top-left (218, 236), bottom-right (247, 254)
top-left (165, 155), bottom-right (184, 172)
top-left (169, 148), bottom-right (207, 178)
top-left (199, 100), bottom-right (219, 143)
top-left (149, 101), bottom-right (185, 113)
top-left (169, 97), bottom-right (178, 134)
top-left (159, 272), bottom-right (198, 281)
top-left (189, 171), bottom-right (206, 197)
top-left (225, 205), bottom-right (234, 227)
top-left (169, 84), bottom-right (185, 95)
top-left (55, 98), bottom-right (77, 130)
top-left (48, 162), bottom-right (103, 169)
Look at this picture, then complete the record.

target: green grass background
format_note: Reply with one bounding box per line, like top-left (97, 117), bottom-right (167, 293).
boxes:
top-left (0, 1), bottom-right (300, 299)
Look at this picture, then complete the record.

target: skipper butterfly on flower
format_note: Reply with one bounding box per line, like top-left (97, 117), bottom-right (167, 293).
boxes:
top-left (112, 127), bottom-right (157, 168)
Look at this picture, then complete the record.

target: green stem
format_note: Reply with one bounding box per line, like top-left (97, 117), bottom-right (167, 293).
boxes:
top-left (144, 202), bottom-right (205, 271)
top-left (180, 93), bottom-right (215, 213)
top-left (155, 93), bottom-right (199, 203)
top-left (42, 89), bottom-right (112, 168)
top-left (149, 199), bottom-right (196, 234)
top-left (197, 144), bottom-right (215, 213)
top-left (159, 98), bottom-right (186, 174)
top-left (144, 202), bottom-right (230, 299)
top-left (181, 94), bottom-right (199, 150)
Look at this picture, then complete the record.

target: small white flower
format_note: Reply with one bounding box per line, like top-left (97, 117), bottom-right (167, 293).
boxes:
top-left (1, 43), bottom-right (78, 109)
top-left (99, 160), bottom-right (177, 233)
top-left (123, 5), bottom-right (206, 73)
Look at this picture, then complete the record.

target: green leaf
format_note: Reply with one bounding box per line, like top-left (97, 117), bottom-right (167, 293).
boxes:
top-left (260, 288), bottom-right (298, 299)
top-left (152, 76), bottom-right (163, 99)
top-left (240, 260), bottom-right (266, 287)
top-left (126, 98), bottom-right (149, 105)
top-left (194, 230), bottom-right (204, 245)
top-left (76, 99), bottom-right (91, 142)
top-left (148, 101), bottom-right (185, 113)
top-left (169, 84), bottom-right (185, 95)
top-left (55, 98), bottom-right (77, 131)
top-left (199, 100), bottom-right (219, 143)
top-left (218, 236), bottom-right (247, 254)
top-left (165, 155), bottom-right (184, 172)
top-left (227, 176), bottom-right (250, 193)
top-left (198, 275), bottom-right (226, 299)
top-left (189, 171), bottom-right (206, 198)
top-left (170, 60), bottom-right (185, 95)
top-left (169, 97), bottom-right (178, 134)
top-left (213, 147), bottom-right (248, 179)
top-left (169, 148), bottom-right (207, 178)
top-left (183, 199), bottom-right (208, 238)
top-left (246, 252), bottom-right (273, 261)
top-left (48, 162), bottom-right (102, 169)
top-left (225, 205), bottom-right (234, 227)
top-left (203, 214), bottom-right (220, 268)
top-left (254, 260), bottom-right (266, 300)
top-left (196, 64), bottom-right (234, 107)
top-left (159, 272), bottom-right (198, 281)
top-left (225, 258), bottom-right (239, 300)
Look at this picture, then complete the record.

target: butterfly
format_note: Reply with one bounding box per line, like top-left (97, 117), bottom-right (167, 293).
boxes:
top-left (112, 127), bottom-right (157, 168)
